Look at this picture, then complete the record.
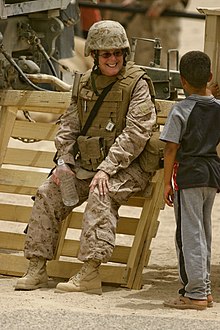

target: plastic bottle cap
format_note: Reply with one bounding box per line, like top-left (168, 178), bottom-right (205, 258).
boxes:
top-left (57, 158), bottom-right (65, 166)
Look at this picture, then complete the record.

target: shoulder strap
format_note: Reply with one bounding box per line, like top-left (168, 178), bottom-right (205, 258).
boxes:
top-left (53, 79), bottom-right (116, 165)
top-left (81, 80), bottom-right (116, 136)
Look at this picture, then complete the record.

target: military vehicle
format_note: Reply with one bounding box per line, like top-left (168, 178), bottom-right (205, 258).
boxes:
top-left (0, 0), bottom-right (79, 90)
top-left (0, 0), bottom-right (185, 99)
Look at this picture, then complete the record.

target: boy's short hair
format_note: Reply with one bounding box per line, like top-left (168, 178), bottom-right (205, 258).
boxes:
top-left (180, 51), bottom-right (211, 88)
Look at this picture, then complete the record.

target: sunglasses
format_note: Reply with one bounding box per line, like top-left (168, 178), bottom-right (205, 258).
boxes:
top-left (98, 50), bottom-right (124, 59)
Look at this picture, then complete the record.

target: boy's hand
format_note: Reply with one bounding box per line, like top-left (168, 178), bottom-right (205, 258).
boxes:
top-left (164, 184), bottom-right (174, 207)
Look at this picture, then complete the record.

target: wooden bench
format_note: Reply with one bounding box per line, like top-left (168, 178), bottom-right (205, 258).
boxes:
top-left (0, 89), bottom-right (172, 289)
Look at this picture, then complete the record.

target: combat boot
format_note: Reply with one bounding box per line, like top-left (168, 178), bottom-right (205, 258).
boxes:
top-left (55, 260), bottom-right (102, 295)
top-left (15, 257), bottom-right (48, 290)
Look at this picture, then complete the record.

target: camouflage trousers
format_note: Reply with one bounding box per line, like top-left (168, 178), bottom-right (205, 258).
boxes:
top-left (24, 161), bottom-right (152, 263)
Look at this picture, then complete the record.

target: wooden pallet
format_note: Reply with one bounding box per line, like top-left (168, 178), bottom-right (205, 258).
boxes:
top-left (0, 89), bottom-right (172, 289)
top-left (198, 7), bottom-right (220, 86)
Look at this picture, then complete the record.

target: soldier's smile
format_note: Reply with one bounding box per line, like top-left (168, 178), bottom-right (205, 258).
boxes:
top-left (98, 49), bottom-right (124, 76)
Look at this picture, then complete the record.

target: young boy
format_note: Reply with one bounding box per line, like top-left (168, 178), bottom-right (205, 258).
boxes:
top-left (160, 50), bottom-right (220, 310)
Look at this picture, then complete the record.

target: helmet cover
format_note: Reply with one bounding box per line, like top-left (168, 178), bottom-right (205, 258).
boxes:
top-left (84, 20), bottom-right (130, 56)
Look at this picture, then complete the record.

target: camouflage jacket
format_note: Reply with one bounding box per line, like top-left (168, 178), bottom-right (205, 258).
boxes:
top-left (55, 63), bottom-right (156, 176)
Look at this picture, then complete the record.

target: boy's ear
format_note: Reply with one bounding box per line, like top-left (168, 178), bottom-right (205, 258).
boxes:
top-left (180, 75), bottom-right (187, 87)
top-left (208, 72), bottom-right (213, 82)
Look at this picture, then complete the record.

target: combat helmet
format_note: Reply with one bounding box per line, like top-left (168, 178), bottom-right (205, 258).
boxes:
top-left (84, 20), bottom-right (130, 56)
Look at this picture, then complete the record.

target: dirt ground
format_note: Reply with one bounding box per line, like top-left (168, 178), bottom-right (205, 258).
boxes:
top-left (0, 1), bottom-right (220, 329)
top-left (0, 194), bottom-right (219, 329)
top-left (1, 193), bottom-right (219, 329)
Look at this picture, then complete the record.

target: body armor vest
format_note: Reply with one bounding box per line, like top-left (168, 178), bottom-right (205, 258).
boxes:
top-left (76, 62), bottom-right (155, 171)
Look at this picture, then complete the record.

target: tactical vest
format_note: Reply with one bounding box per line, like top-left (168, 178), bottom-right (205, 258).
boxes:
top-left (76, 62), bottom-right (155, 171)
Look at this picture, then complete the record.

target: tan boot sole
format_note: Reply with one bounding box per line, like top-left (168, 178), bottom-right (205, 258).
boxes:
top-left (14, 282), bottom-right (48, 290)
top-left (54, 287), bottom-right (102, 295)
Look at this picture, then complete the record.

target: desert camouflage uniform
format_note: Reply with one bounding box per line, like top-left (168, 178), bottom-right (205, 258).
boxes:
top-left (24, 63), bottom-right (156, 264)
top-left (109, 0), bottom-right (187, 68)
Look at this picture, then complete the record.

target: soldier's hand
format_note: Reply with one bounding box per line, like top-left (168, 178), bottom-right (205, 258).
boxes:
top-left (52, 164), bottom-right (75, 186)
top-left (89, 170), bottom-right (110, 196)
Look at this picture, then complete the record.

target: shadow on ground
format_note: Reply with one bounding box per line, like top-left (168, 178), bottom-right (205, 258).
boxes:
top-left (114, 264), bottom-right (220, 311)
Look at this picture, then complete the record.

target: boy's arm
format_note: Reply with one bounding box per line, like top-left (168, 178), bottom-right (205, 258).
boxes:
top-left (164, 141), bottom-right (179, 207)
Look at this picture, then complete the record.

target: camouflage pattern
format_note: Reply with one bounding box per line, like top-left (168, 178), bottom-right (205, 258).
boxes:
top-left (84, 20), bottom-right (130, 56)
top-left (24, 63), bottom-right (155, 263)
top-left (24, 162), bottom-right (152, 262)
top-left (24, 176), bottom-right (90, 260)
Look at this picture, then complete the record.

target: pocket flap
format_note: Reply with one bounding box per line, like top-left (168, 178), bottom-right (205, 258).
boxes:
top-left (96, 228), bottom-right (115, 247)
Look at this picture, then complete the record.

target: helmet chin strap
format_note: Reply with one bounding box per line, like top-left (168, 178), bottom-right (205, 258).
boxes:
top-left (91, 72), bottom-right (100, 96)
top-left (91, 50), bottom-right (101, 96)
top-left (123, 52), bottom-right (127, 66)
top-left (92, 51), bottom-right (101, 73)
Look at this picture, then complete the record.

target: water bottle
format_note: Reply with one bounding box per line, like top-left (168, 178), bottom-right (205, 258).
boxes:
top-left (57, 159), bottom-right (79, 206)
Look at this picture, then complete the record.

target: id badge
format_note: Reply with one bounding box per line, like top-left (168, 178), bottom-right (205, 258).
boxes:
top-left (105, 120), bottom-right (115, 132)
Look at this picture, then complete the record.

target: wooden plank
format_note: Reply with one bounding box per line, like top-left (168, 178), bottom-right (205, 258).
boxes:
top-left (0, 204), bottom-right (138, 235)
top-left (0, 106), bottom-right (18, 165)
top-left (0, 232), bottom-right (25, 250)
top-left (68, 214), bottom-right (138, 235)
top-left (0, 204), bottom-right (31, 223)
top-left (0, 254), bottom-right (29, 277)
top-left (0, 168), bottom-right (48, 194)
top-left (143, 250), bottom-right (151, 271)
top-left (16, 107), bottom-right (65, 113)
top-left (203, 15), bottom-right (220, 84)
top-left (12, 121), bottom-right (58, 141)
top-left (197, 7), bottom-right (220, 16)
top-left (54, 214), bottom-right (71, 260)
top-left (0, 230), bottom-right (131, 264)
top-left (110, 245), bottom-right (131, 264)
top-left (0, 231), bottom-right (130, 264)
top-left (61, 239), bottom-right (131, 264)
top-left (47, 260), bottom-right (127, 284)
top-left (116, 217), bottom-right (138, 235)
top-left (0, 90), bottom-right (71, 109)
top-left (0, 254), bottom-right (127, 284)
top-left (123, 197), bottom-right (145, 208)
top-left (4, 148), bottom-right (55, 168)
top-left (125, 170), bottom-right (164, 289)
top-left (133, 223), bottom-right (161, 288)
top-left (57, 239), bottom-right (80, 258)
top-left (128, 170), bottom-right (164, 289)
top-left (0, 185), bottom-right (38, 195)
